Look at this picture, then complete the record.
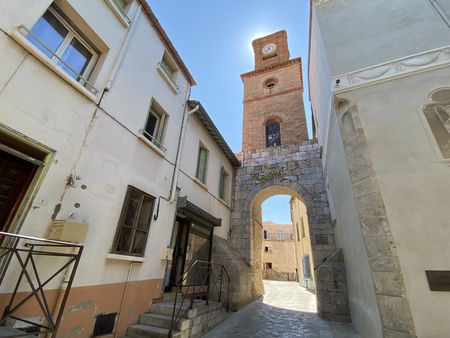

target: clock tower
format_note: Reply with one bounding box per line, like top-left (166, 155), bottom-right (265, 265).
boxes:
top-left (241, 30), bottom-right (308, 152)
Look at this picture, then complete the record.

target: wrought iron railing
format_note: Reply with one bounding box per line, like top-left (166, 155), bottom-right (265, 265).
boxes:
top-left (17, 25), bottom-right (99, 95)
top-left (139, 129), bottom-right (167, 152)
top-left (168, 260), bottom-right (230, 337)
top-left (0, 232), bottom-right (83, 337)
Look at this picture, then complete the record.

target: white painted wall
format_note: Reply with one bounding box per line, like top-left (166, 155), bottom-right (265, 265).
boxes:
top-left (315, 0), bottom-right (450, 76)
top-left (178, 114), bottom-right (235, 240)
top-left (310, 0), bottom-right (450, 336)
top-left (0, 0), bottom-right (192, 292)
top-left (351, 68), bottom-right (450, 337)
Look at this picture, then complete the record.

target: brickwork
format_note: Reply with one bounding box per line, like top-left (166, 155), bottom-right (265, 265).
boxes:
top-left (252, 30), bottom-right (290, 70)
top-left (241, 31), bottom-right (308, 152)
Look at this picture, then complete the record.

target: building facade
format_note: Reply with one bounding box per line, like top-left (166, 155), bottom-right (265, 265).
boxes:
top-left (309, 0), bottom-right (450, 336)
top-left (0, 1), bottom-right (236, 337)
top-left (261, 221), bottom-right (296, 280)
top-left (290, 198), bottom-right (315, 290)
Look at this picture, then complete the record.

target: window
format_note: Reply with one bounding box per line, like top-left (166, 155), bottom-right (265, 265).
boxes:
top-left (195, 145), bottom-right (209, 184)
top-left (158, 51), bottom-right (179, 91)
top-left (26, 5), bottom-right (98, 92)
top-left (303, 255), bottom-right (312, 278)
top-left (264, 246), bottom-right (270, 252)
top-left (142, 101), bottom-right (167, 150)
top-left (112, 186), bottom-right (155, 256)
top-left (300, 217), bottom-right (305, 238)
top-left (263, 230), bottom-right (268, 239)
top-left (219, 166), bottom-right (229, 200)
top-left (265, 262), bottom-right (273, 270)
top-left (266, 122), bottom-right (281, 147)
top-left (264, 77), bottom-right (279, 90)
top-left (296, 222), bottom-right (300, 242)
top-left (276, 229), bottom-right (284, 240)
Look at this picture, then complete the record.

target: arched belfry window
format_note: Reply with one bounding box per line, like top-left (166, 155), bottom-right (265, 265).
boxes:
top-left (266, 121), bottom-right (281, 147)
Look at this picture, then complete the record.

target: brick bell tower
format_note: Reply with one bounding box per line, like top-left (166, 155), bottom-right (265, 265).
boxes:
top-left (241, 30), bottom-right (308, 152)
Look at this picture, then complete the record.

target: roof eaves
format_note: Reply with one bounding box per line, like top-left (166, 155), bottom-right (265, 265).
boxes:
top-left (188, 100), bottom-right (241, 168)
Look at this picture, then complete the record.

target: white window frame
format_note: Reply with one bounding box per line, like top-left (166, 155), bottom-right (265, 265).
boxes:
top-left (276, 229), bottom-right (284, 240)
top-left (141, 100), bottom-right (167, 151)
top-left (26, 5), bottom-right (99, 90)
top-left (157, 51), bottom-right (179, 93)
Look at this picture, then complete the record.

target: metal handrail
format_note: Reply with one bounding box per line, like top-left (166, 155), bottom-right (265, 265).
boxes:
top-left (139, 129), bottom-right (167, 152)
top-left (18, 25), bottom-right (99, 95)
top-left (168, 260), bottom-right (230, 337)
top-left (0, 231), bottom-right (83, 337)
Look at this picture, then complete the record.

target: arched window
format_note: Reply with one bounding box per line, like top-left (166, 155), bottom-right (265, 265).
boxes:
top-left (265, 121), bottom-right (281, 147)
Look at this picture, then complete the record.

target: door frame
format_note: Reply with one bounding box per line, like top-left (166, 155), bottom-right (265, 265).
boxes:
top-left (0, 123), bottom-right (54, 234)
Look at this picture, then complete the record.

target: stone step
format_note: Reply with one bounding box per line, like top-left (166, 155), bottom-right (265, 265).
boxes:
top-left (127, 324), bottom-right (181, 338)
top-left (149, 300), bottom-right (212, 317)
top-left (139, 313), bottom-right (191, 331)
top-left (0, 327), bottom-right (36, 337)
top-left (162, 292), bottom-right (178, 302)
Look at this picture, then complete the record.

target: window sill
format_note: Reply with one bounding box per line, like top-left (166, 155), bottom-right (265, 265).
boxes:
top-left (103, 0), bottom-right (131, 27)
top-left (157, 64), bottom-right (178, 94)
top-left (137, 133), bottom-right (166, 158)
top-left (11, 30), bottom-right (98, 103)
top-left (106, 253), bottom-right (144, 262)
top-left (218, 197), bottom-right (231, 209)
top-left (193, 177), bottom-right (208, 191)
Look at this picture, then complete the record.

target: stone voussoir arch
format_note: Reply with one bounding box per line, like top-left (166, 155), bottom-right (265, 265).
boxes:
top-left (228, 141), bottom-right (351, 321)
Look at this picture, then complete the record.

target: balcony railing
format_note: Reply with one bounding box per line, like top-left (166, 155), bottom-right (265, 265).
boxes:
top-left (0, 232), bottom-right (83, 337)
top-left (17, 25), bottom-right (99, 95)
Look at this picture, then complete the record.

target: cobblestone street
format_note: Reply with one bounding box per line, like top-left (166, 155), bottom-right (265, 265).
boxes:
top-left (203, 280), bottom-right (360, 338)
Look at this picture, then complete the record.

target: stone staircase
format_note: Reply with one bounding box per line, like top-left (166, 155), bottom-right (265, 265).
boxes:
top-left (123, 293), bottom-right (227, 338)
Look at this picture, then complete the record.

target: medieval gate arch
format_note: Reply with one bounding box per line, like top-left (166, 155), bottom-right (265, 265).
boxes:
top-left (228, 141), bottom-right (351, 321)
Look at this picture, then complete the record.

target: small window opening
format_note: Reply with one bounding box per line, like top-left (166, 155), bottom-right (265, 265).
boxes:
top-left (266, 121), bottom-right (281, 147)
top-left (264, 78), bottom-right (279, 90)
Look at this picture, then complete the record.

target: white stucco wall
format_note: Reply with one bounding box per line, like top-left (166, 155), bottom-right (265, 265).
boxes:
top-left (178, 114), bottom-right (235, 240)
top-left (310, 1), bottom-right (450, 336)
top-left (315, 0), bottom-right (450, 76)
top-left (309, 6), bottom-right (382, 336)
top-left (351, 67), bottom-right (450, 337)
top-left (0, 0), bottom-right (192, 292)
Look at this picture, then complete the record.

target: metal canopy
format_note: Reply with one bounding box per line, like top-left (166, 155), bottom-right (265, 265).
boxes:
top-left (177, 196), bottom-right (222, 228)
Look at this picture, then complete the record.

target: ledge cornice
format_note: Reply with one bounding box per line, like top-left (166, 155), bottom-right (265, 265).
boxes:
top-left (332, 46), bottom-right (450, 93)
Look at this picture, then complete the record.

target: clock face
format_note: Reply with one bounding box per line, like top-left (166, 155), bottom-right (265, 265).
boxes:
top-left (262, 43), bottom-right (277, 56)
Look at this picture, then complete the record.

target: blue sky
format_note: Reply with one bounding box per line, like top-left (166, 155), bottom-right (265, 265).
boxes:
top-left (149, 0), bottom-right (311, 224)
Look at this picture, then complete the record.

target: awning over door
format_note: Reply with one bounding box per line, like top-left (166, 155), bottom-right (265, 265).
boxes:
top-left (176, 196), bottom-right (222, 228)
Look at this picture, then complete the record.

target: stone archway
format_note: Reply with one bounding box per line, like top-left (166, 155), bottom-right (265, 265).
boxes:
top-left (226, 140), bottom-right (351, 321)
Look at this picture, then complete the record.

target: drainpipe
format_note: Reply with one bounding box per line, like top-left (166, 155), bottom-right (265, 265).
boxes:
top-left (429, 0), bottom-right (450, 29)
top-left (105, 3), bottom-right (142, 91)
top-left (168, 102), bottom-right (199, 202)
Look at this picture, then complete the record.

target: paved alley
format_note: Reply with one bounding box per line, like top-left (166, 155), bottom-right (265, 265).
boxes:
top-left (203, 280), bottom-right (360, 338)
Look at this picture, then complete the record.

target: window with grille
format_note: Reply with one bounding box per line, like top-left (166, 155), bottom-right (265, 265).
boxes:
top-left (112, 186), bottom-right (155, 256)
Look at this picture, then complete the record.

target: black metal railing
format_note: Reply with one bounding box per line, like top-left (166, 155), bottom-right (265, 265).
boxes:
top-left (0, 231), bottom-right (83, 337)
top-left (168, 260), bottom-right (230, 337)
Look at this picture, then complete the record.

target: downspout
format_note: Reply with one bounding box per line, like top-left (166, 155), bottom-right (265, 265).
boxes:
top-left (169, 103), bottom-right (199, 202)
top-left (105, 4), bottom-right (142, 91)
top-left (429, 0), bottom-right (450, 30)
top-left (153, 101), bottom-right (199, 220)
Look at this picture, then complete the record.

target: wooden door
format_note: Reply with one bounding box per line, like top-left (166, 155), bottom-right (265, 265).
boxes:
top-left (0, 150), bottom-right (38, 232)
